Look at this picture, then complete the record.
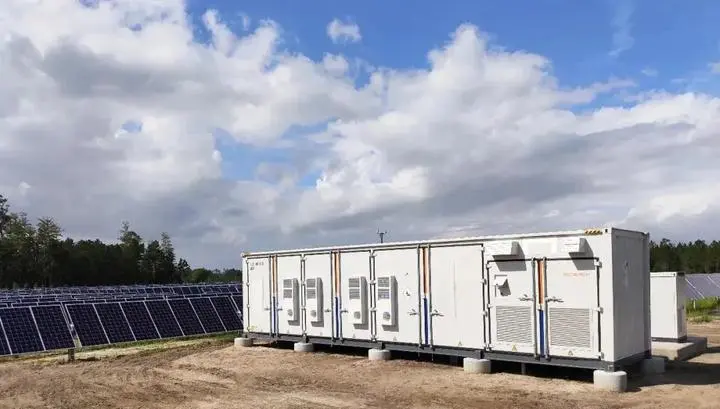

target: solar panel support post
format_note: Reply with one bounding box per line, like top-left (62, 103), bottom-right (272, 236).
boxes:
top-left (67, 347), bottom-right (75, 362)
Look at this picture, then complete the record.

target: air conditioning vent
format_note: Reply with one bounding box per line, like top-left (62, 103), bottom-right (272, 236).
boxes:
top-left (347, 276), bottom-right (367, 325)
top-left (305, 277), bottom-right (323, 324)
top-left (376, 275), bottom-right (397, 326)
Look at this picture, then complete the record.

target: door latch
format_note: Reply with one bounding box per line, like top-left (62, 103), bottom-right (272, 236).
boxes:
top-left (518, 294), bottom-right (533, 302)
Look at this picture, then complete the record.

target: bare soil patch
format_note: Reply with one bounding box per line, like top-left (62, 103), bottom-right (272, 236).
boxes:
top-left (0, 323), bottom-right (719, 408)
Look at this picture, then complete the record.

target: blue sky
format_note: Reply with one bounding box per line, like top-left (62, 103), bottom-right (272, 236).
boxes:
top-left (186, 0), bottom-right (720, 183)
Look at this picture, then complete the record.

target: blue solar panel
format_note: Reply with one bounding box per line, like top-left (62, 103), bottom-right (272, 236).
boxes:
top-left (145, 300), bottom-right (184, 338)
top-left (94, 303), bottom-right (134, 343)
top-left (168, 299), bottom-right (204, 335)
top-left (0, 329), bottom-right (10, 356)
top-left (190, 298), bottom-right (225, 333)
top-left (210, 296), bottom-right (242, 331)
top-left (120, 302), bottom-right (159, 341)
top-left (684, 273), bottom-right (720, 300)
top-left (31, 305), bottom-right (74, 350)
top-left (0, 307), bottom-right (44, 354)
top-left (66, 304), bottom-right (109, 346)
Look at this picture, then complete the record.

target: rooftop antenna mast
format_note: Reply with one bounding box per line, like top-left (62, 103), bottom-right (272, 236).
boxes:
top-left (377, 228), bottom-right (388, 244)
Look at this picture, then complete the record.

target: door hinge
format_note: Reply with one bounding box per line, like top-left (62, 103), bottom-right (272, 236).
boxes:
top-left (594, 307), bottom-right (604, 313)
top-left (594, 260), bottom-right (602, 267)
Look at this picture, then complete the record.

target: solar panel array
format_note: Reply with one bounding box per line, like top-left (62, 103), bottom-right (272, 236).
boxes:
top-left (684, 273), bottom-right (720, 300)
top-left (0, 283), bottom-right (242, 356)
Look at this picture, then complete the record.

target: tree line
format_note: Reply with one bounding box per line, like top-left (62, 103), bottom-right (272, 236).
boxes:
top-left (650, 239), bottom-right (720, 274)
top-left (0, 194), bottom-right (240, 288)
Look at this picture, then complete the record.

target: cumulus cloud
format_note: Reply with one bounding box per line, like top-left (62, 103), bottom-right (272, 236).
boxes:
top-left (1, 1), bottom-right (720, 269)
top-left (326, 18), bottom-right (362, 44)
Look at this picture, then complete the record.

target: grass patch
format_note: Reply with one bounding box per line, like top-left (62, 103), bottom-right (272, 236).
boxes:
top-left (689, 314), bottom-right (713, 323)
top-left (687, 297), bottom-right (720, 316)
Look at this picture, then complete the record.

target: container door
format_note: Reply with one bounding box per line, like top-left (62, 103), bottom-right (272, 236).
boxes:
top-left (543, 258), bottom-right (600, 359)
top-left (338, 251), bottom-right (373, 341)
top-left (275, 255), bottom-right (303, 336)
top-left (304, 253), bottom-right (334, 339)
top-left (488, 259), bottom-right (537, 354)
top-left (373, 248), bottom-right (421, 345)
top-left (429, 244), bottom-right (485, 350)
top-left (245, 257), bottom-right (272, 335)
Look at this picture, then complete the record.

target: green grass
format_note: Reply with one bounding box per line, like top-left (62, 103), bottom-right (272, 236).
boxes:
top-left (687, 297), bottom-right (720, 322)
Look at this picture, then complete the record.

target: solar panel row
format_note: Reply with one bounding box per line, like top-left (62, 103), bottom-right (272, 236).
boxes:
top-left (0, 306), bottom-right (74, 355)
top-left (67, 296), bottom-right (243, 347)
top-left (684, 273), bottom-right (720, 300)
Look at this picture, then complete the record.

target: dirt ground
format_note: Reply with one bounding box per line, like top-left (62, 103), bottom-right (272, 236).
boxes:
top-left (0, 324), bottom-right (720, 409)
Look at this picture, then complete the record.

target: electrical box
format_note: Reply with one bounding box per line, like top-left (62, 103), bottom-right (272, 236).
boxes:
top-left (282, 278), bottom-right (299, 322)
top-left (305, 277), bottom-right (323, 324)
top-left (376, 276), bottom-right (397, 326)
top-left (650, 272), bottom-right (687, 342)
top-left (348, 276), bottom-right (368, 325)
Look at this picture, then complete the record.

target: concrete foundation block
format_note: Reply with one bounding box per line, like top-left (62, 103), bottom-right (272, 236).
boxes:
top-left (234, 337), bottom-right (253, 348)
top-left (463, 357), bottom-right (491, 374)
top-left (368, 348), bottom-right (391, 361)
top-left (641, 356), bottom-right (666, 375)
top-left (652, 336), bottom-right (707, 361)
top-left (593, 370), bottom-right (627, 393)
top-left (293, 342), bottom-right (314, 353)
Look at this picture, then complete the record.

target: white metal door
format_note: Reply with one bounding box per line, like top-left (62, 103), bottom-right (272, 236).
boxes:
top-left (339, 251), bottom-right (372, 341)
top-left (304, 253), bottom-right (333, 339)
top-left (373, 248), bottom-right (421, 345)
top-left (488, 259), bottom-right (536, 354)
top-left (543, 258), bottom-right (600, 359)
top-left (429, 244), bottom-right (485, 350)
top-left (275, 255), bottom-right (303, 336)
top-left (245, 257), bottom-right (272, 335)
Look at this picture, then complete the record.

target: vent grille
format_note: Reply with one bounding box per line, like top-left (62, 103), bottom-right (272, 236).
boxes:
top-left (306, 278), bottom-right (317, 300)
top-left (349, 277), bottom-right (361, 300)
top-left (282, 279), bottom-right (293, 299)
top-left (495, 305), bottom-right (532, 344)
top-left (377, 276), bottom-right (391, 300)
top-left (548, 307), bottom-right (592, 349)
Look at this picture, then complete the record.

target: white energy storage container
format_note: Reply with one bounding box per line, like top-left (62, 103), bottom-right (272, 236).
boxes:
top-left (242, 227), bottom-right (651, 371)
top-left (650, 272), bottom-right (687, 342)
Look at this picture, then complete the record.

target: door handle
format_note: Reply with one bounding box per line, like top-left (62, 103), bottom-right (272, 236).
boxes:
top-left (323, 308), bottom-right (332, 313)
top-left (430, 309), bottom-right (443, 317)
top-left (518, 294), bottom-right (533, 302)
top-left (546, 296), bottom-right (563, 303)
top-left (408, 309), bottom-right (418, 316)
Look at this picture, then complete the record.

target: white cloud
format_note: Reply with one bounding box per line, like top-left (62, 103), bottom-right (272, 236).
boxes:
top-left (608, 0), bottom-right (635, 58)
top-left (326, 18), bottom-right (361, 44)
top-left (1, 1), bottom-right (720, 269)
top-left (710, 62), bottom-right (720, 74)
top-left (641, 68), bottom-right (658, 77)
